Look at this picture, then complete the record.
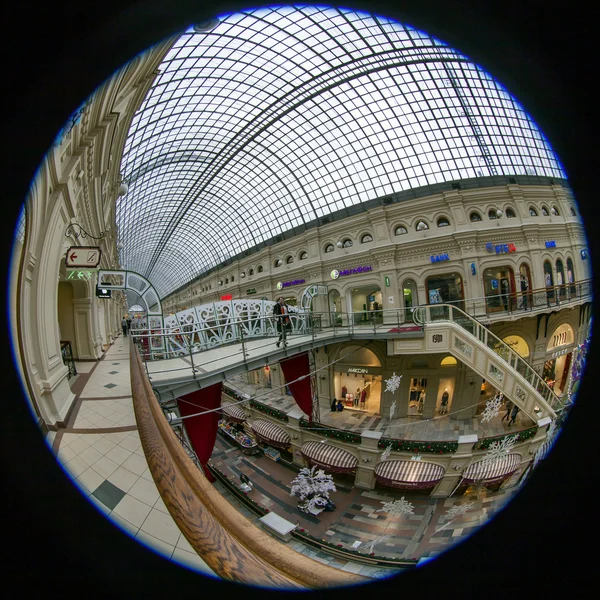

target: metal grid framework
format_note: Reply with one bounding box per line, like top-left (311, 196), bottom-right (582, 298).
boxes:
top-left (117, 4), bottom-right (565, 298)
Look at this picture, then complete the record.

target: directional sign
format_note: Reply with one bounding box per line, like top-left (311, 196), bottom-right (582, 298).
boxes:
top-left (65, 246), bottom-right (101, 268)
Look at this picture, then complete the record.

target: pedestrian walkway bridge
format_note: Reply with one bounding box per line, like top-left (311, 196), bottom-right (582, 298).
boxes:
top-left (133, 301), bottom-right (562, 422)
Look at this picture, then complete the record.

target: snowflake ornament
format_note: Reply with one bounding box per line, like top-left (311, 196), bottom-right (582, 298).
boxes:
top-left (384, 372), bottom-right (402, 394)
top-left (434, 501), bottom-right (474, 534)
top-left (480, 392), bottom-right (503, 423)
top-left (377, 496), bottom-right (415, 516)
top-left (381, 444), bottom-right (392, 461)
top-left (480, 434), bottom-right (518, 467)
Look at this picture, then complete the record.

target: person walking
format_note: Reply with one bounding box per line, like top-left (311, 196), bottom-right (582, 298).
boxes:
top-left (508, 404), bottom-right (520, 426)
top-left (440, 389), bottom-right (449, 414)
top-left (121, 316), bottom-right (128, 337)
top-left (273, 297), bottom-right (291, 347)
top-left (126, 317), bottom-right (132, 333)
top-left (502, 400), bottom-right (513, 422)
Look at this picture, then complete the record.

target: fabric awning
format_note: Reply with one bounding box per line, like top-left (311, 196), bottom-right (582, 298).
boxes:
top-left (463, 453), bottom-right (521, 483)
top-left (251, 419), bottom-right (291, 449)
top-left (301, 441), bottom-right (358, 473)
top-left (374, 460), bottom-right (445, 489)
top-left (221, 402), bottom-right (246, 423)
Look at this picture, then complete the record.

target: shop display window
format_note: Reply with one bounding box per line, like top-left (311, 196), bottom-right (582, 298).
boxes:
top-left (483, 266), bottom-right (516, 312)
top-left (425, 273), bottom-right (464, 310)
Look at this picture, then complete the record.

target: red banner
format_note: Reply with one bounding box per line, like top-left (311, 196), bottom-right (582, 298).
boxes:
top-left (176, 383), bottom-right (223, 482)
top-left (280, 352), bottom-right (313, 421)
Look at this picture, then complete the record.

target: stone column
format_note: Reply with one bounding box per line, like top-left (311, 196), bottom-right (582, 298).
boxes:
top-left (421, 372), bottom-right (441, 420)
top-left (269, 362), bottom-right (285, 391)
top-left (450, 362), bottom-right (482, 420)
top-left (354, 430), bottom-right (383, 490)
top-left (430, 434), bottom-right (478, 498)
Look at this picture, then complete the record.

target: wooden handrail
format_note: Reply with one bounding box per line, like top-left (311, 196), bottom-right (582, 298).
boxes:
top-left (129, 341), bottom-right (369, 589)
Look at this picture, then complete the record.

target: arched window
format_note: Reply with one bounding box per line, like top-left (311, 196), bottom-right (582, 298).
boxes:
top-left (541, 205), bottom-right (549, 216)
top-left (437, 217), bottom-right (450, 227)
top-left (225, 277), bottom-right (229, 284)
top-left (470, 212), bottom-right (482, 222)
top-left (361, 234), bottom-right (373, 243)
top-left (299, 251), bottom-right (308, 260)
top-left (324, 244), bottom-right (334, 253)
top-left (415, 220), bottom-right (429, 231)
top-left (231, 275), bottom-right (234, 282)
top-left (274, 259), bottom-right (283, 267)
top-left (551, 205), bottom-right (560, 216)
top-left (286, 256), bottom-right (294, 264)
top-left (395, 225), bottom-right (408, 235)
top-left (570, 205), bottom-right (577, 216)
top-left (342, 238), bottom-right (353, 248)
top-left (505, 208), bottom-right (516, 218)
top-left (566, 257), bottom-right (576, 296)
top-left (543, 260), bottom-right (554, 287)
top-left (248, 268), bottom-right (254, 276)
top-left (488, 209), bottom-right (498, 220)
top-left (556, 259), bottom-right (566, 299)
top-left (257, 265), bottom-right (263, 273)
top-left (529, 206), bottom-right (538, 216)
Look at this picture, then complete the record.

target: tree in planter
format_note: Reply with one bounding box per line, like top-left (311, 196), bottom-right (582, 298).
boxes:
top-left (290, 465), bottom-right (336, 513)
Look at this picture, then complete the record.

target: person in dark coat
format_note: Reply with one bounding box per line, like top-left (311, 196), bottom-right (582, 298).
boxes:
top-left (273, 296), bottom-right (291, 347)
top-left (331, 398), bottom-right (337, 412)
top-left (502, 400), bottom-right (513, 421)
top-left (336, 400), bottom-right (344, 412)
top-left (508, 404), bottom-right (520, 426)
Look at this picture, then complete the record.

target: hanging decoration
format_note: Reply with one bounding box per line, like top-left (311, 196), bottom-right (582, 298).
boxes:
top-left (480, 392), bottom-right (504, 423)
top-left (381, 444), bottom-right (393, 461)
top-left (377, 496), bottom-right (415, 516)
top-left (434, 501), bottom-right (475, 534)
top-left (384, 372), bottom-right (402, 394)
top-left (480, 434), bottom-right (518, 468)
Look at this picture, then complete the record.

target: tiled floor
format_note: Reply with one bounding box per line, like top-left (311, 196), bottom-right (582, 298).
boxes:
top-left (51, 336), bottom-right (216, 579)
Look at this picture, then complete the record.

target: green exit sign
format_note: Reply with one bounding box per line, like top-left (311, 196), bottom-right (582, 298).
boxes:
top-left (384, 276), bottom-right (390, 287)
top-left (66, 269), bottom-right (97, 280)
top-left (246, 288), bottom-right (257, 294)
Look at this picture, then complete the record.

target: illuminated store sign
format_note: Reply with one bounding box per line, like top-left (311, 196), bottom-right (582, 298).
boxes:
top-left (246, 288), bottom-right (257, 294)
top-left (486, 242), bottom-right (516, 254)
top-left (545, 240), bottom-right (556, 248)
top-left (430, 253), bottom-right (449, 263)
top-left (277, 279), bottom-right (305, 289)
top-left (347, 367), bottom-right (369, 374)
top-left (330, 266), bottom-right (372, 279)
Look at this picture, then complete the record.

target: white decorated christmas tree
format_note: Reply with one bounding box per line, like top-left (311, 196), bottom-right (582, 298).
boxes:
top-left (290, 465), bottom-right (336, 513)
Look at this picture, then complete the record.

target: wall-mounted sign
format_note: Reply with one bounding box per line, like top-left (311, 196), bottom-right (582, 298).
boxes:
top-left (246, 288), bottom-right (257, 294)
top-left (432, 334), bottom-right (444, 343)
top-left (486, 242), bottom-right (516, 254)
top-left (551, 346), bottom-right (572, 359)
top-left (470, 262), bottom-right (477, 275)
top-left (277, 279), bottom-right (306, 289)
top-left (430, 253), bottom-right (449, 263)
top-left (581, 249), bottom-right (588, 260)
top-left (384, 275), bottom-right (390, 287)
top-left (347, 367), bottom-right (369, 374)
top-left (67, 269), bottom-right (96, 281)
top-left (96, 287), bottom-right (111, 299)
top-left (221, 294), bottom-right (233, 301)
top-left (330, 266), bottom-right (372, 279)
top-left (545, 240), bottom-right (557, 248)
top-left (65, 246), bottom-right (102, 268)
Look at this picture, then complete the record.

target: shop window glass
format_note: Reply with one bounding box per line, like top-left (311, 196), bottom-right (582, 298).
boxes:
top-left (286, 256), bottom-right (294, 264)
top-left (299, 251), bottom-right (308, 260)
top-left (402, 279), bottom-right (418, 312)
top-left (437, 217), bottom-right (450, 227)
top-left (470, 212), bottom-right (482, 222)
top-left (488, 209), bottom-right (498, 220)
top-left (529, 206), bottom-right (538, 216)
top-left (395, 225), bottom-right (408, 235)
top-left (544, 260), bottom-right (555, 304)
top-left (566, 257), bottom-right (576, 296)
top-left (483, 266), bottom-right (516, 312)
top-left (274, 259), bottom-right (282, 267)
top-left (541, 205), bottom-right (549, 216)
top-left (342, 238), bottom-right (353, 248)
top-left (426, 273), bottom-right (464, 311)
top-left (556, 259), bottom-right (566, 299)
top-left (506, 208), bottom-right (516, 218)
top-left (552, 205), bottom-right (560, 216)
top-left (325, 244), bottom-right (334, 253)
top-left (361, 234), bottom-right (373, 243)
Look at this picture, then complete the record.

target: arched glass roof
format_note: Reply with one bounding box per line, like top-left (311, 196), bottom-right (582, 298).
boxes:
top-left (117, 4), bottom-right (565, 299)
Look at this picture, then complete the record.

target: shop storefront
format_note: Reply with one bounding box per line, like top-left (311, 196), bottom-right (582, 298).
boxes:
top-left (300, 441), bottom-right (358, 486)
top-left (250, 419), bottom-right (293, 462)
top-left (483, 266), bottom-right (516, 312)
top-left (458, 452), bottom-right (521, 493)
top-left (334, 364), bottom-right (382, 414)
top-left (425, 272), bottom-right (464, 310)
top-left (544, 324), bottom-right (575, 395)
top-left (402, 278), bottom-right (419, 312)
top-left (374, 460), bottom-right (446, 491)
top-left (349, 285), bottom-right (383, 323)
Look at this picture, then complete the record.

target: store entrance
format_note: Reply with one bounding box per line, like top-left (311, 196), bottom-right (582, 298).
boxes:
top-left (408, 377), bottom-right (427, 416)
top-left (483, 266), bottom-right (516, 312)
top-left (349, 285), bottom-right (383, 324)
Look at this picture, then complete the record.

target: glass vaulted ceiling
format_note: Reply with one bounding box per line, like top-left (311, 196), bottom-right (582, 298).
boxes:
top-left (117, 4), bottom-right (565, 299)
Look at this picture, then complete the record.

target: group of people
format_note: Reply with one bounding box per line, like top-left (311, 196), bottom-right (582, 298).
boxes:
top-left (330, 398), bottom-right (345, 412)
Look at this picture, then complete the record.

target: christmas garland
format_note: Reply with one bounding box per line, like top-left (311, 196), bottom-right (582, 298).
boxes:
top-left (378, 438), bottom-right (458, 454)
top-left (473, 425), bottom-right (538, 450)
top-left (249, 399), bottom-right (289, 422)
top-left (299, 418), bottom-right (362, 444)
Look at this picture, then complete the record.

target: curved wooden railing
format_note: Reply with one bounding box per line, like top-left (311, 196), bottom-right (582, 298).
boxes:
top-left (129, 341), bottom-right (369, 589)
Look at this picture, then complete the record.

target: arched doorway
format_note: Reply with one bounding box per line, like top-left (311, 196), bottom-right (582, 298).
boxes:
top-left (334, 345), bottom-right (382, 415)
top-left (402, 278), bottom-right (418, 315)
top-left (566, 257), bottom-right (576, 297)
top-left (519, 263), bottom-right (532, 309)
top-left (544, 323), bottom-right (575, 395)
top-left (555, 259), bottom-right (566, 301)
top-left (349, 285), bottom-right (382, 324)
top-left (483, 265), bottom-right (516, 312)
top-left (328, 289), bottom-right (342, 325)
top-left (543, 260), bottom-right (554, 304)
